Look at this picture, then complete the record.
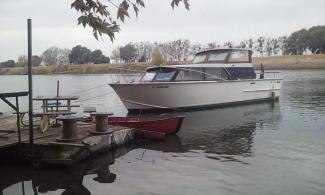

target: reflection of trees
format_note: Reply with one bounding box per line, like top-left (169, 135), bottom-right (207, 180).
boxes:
top-left (136, 135), bottom-right (184, 153)
top-left (136, 123), bottom-right (256, 157)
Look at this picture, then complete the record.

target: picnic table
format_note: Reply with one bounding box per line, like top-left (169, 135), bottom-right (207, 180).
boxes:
top-left (33, 95), bottom-right (80, 112)
top-left (33, 95), bottom-right (80, 132)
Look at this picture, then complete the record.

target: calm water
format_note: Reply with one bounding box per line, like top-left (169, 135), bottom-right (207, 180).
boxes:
top-left (1, 70), bottom-right (325, 195)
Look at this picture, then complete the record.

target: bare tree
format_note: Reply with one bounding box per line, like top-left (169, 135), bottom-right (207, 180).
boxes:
top-left (223, 41), bottom-right (233, 48)
top-left (271, 38), bottom-right (279, 55)
top-left (42, 47), bottom-right (59, 65)
top-left (206, 42), bottom-right (216, 49)
top-left (255, 37), bottom-right (265, 56)
top-left (133, 42), bottom-right (154, 62)
top-left (16, 55), bottom-right (28, 66)
top-left (57, 48), bottom-right (71, 65)
top-left (277, 36), bottom-right (287, 55)
top-left (239, 41), bottom-right (246, 48)
top-left (189, 43), bottom-right (203, 56)
top-left (42, 47), bottom-right (70, 65)
top-left (247, 39), bottom-right (254, 49)
top-left (265, 38), bottom-right (273, 56)
top-left (110, 48), bottom-right (121, 63)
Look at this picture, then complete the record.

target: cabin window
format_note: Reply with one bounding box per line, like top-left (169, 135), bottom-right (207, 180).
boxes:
top-left (226, 67), bottom-right (256, 79)
top-left (229, 51), bottom-right (250, 63)
top-left (207, 52), bottom-right (228, 62)
top-left (175, 68), bottom-right (204, 81)
top-left (152, 68), bottom-right (176, 82)
top-left (192, 54), bottom-right (207, 64)
top-left (204, 68), bottom-right (229, 80)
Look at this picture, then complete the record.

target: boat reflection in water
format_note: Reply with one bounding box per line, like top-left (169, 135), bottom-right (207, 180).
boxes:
top-left (136, 101), bottom-right (280, 160)
top-left (0, 102), bottom-right (280, 194)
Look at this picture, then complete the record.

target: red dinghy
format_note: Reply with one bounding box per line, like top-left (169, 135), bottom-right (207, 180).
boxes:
top-left (108, 115), bottom-right (185, 134)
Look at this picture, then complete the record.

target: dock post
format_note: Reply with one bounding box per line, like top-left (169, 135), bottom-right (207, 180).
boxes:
top-left (15, 97), bottom-right (21, 147)
top-left (56, 80), bottom-right (59, 112)
top-left (27, 19), bottom-right (34, 149)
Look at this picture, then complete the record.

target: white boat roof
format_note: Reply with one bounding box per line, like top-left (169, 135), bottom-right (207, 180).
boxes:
top-left (147, 63), bottom-right (253, 71)
top-left (195, 48), bottom-right (253, 55)
top-left (147, 48), bottom-right (254, 70)
top-left (169, 63), bottom-right (253, 68)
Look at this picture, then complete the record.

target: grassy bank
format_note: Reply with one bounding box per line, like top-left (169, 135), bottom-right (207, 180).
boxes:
top-left (252, 54), bottom-right (325, 69)
top-left (0, 63), bottom-right (150, 75)
top-left (1, 54), bottom-right (325, 75)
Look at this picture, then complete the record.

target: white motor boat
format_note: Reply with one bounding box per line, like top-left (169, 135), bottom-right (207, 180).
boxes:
top-left (110, 48), bottom-right (282, 111)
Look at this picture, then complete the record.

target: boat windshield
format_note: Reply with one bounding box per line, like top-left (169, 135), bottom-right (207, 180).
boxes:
top-left (153, 68), bottom-right (176, 82)
top-left (141, 71), bottom-right (156, 82)
top-left (192, 54), bottom-right (207, 64)
top-left (142, 68), bottom-right (176, 82)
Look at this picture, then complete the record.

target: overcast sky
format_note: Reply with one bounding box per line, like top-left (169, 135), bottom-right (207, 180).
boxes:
top-left (0, 0), bottom-right (324, 61)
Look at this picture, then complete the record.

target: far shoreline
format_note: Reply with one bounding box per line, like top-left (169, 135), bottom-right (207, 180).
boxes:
top-left (1, 54), bottom-right (325, 75)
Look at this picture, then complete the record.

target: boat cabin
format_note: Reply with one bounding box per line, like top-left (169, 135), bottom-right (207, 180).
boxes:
top-left (141, 49), bottom-right (256, 82)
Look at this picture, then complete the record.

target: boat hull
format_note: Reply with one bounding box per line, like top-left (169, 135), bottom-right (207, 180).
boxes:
top-left (110, 79), bottom-right (282, 111)
top-left (108, 116), bottom-right (185, 134)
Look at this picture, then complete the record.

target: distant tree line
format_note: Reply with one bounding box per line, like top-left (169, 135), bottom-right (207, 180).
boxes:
top-left (111, 39), bottom-right (191, 63)
top-left (110, 25), bottom-right (325, 64)
top-left (1, 25), bottom-right (324, 68)
top-left (0, 45), bottom-right (110, 68)
top-left (109, 38), bottom-right (284, 64)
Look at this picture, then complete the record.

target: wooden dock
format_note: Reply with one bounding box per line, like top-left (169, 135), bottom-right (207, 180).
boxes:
top-left (0, 114), bottom-right (135, 165)
top-left (0, 115), bottom-right (81, 148)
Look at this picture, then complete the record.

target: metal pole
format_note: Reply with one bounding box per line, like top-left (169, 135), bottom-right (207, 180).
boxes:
top-left (15, 97), bottom-right (21, 145)
top-left (27, 19), bottom-right (34, 147)
top-left (56, 80), bottom-right (59, 112)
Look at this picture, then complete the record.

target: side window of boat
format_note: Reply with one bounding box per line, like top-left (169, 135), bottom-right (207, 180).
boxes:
top-left (226, 67), bottom-right (256, 79)
top-left (175, 68), bottom-right (204, 81)
top-left (207, 53), bottom-right (228, 62)
top-left (204, 68), bottom-right (229, 80)
top-left (192, 54), bottom-right (207, 64)
top-left (229, 51), bottom-right (250, 63)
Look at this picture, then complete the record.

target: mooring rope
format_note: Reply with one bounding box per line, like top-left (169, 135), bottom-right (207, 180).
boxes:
top-left (71, 83), bottom-right (109, 95)
top-left (74, 91), bottom-right (116, 103)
